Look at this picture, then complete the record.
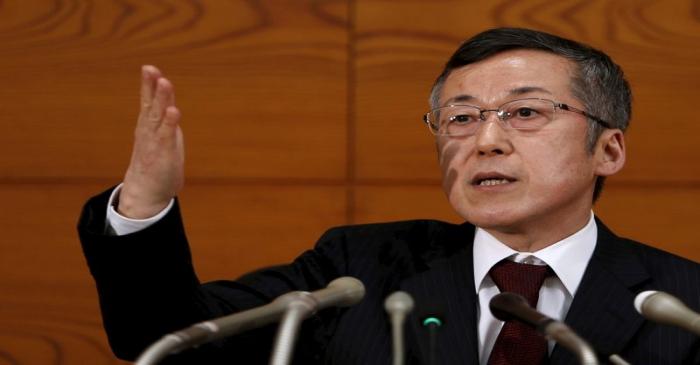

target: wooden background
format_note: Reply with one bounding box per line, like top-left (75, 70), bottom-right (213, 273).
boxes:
top-left (1, 0), bottom-right (699, 363)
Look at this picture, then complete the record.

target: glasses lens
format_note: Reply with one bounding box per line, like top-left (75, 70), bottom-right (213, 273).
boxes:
top-left (500, 99), bottom-right (555, 130)
top-left (431, 106), bottom-right (481, 136)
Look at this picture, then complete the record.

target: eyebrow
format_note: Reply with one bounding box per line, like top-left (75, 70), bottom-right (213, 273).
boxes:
top-left (441, 86), bottom-right (554, 107)
top-left (442, 94), bottom-right (475, 106)
top-left (509, 86), bottom-right (553, 96)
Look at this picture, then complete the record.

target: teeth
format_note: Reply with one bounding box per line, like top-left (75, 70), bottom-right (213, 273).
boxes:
top-left (479, 178), bottom-right (510, 186)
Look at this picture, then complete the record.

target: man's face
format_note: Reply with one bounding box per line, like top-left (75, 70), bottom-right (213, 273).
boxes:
top-left (437, 49), bottom-right (607, 243)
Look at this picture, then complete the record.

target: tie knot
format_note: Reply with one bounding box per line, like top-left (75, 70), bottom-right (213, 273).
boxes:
top-left (489, 259), bottom-right (552, 307)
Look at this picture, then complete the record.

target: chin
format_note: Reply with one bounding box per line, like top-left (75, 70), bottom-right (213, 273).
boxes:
top-left (469, 215), bottom-right (520, 231)
top-left (453, 203), bottom-right (522, 230)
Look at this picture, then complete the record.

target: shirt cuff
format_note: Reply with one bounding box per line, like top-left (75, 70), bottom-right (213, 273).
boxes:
top-left (105, 183), bottom-right (175, 236)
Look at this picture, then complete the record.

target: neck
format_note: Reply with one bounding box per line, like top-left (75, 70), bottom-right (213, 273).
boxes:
top-left (484, 210), bottom-right (592, 252)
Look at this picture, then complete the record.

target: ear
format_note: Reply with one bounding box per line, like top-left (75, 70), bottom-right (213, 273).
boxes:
top-left (594, 129), bottom-right (626, 177)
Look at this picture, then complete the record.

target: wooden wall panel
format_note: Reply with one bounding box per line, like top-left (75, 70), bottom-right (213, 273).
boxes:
top-left (354, 55), bottom-right (443, 180)
top-left (595, 185), bottom-right (700, 262)
top-left (0, 183), bottom-right (129, 364)
top-left (179, 184), bottom-right (347, 281)
top-left (354, 185), bottom-right (463, 224)
top-left (2, 0), bottom-right (700, 363)
top-left (0, 1), bottom-right (350, 363)
top-left (0, 0), bottom-right (348, 179)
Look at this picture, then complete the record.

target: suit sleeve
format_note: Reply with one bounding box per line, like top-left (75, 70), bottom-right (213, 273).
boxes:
top-left (77, 187), bottom-right (346, 363)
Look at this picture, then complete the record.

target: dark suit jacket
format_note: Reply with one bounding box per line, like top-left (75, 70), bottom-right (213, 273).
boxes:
top-left (79, 188), bottom-right (700, 364)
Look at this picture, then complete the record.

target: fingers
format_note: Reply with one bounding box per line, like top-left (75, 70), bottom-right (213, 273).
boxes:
top-left (148, 78), bottom-right (174, 126)
top-left (121, 66), bottom-right (184, 219)
top-left (140, 65), bottom-right (161, 110)
top-left (158, 106), bottom-right (181, 139)
top-left (139, 65), bottom-right (176, 132)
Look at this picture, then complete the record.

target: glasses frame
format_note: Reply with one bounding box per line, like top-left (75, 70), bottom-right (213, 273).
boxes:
top-left (423, 98), bottom-right (611, 136)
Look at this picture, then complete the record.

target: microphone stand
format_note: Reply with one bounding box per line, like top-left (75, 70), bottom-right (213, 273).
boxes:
top-left (135, 277), bottom-right (364, 365)
top-left (422, 317), bottom-right (442, 365)
top-left (269, 292), bottom-right (318, 365)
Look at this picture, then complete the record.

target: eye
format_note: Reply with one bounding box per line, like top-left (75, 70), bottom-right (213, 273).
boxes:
top-left (514, 107), bottom-right (538, 118)
top-left (449, 114), bottom-right (474, 124)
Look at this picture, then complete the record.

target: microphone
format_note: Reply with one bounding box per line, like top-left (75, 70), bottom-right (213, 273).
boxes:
top-left (421, 315), bottom-right (442, 365)
top-left (135, 276), bottom-right (365, 365)
top-left (269, 277), bottom-right (365, 365)
top-left (490, 292), bottom-right (599, 365)
top-left (384, 291), bottom-right (414, 365)
top-left (417, 301), bottom-right (444, 365)
top-left (416, 298), bottom-right (447, 365)
top-left (634, 290), bottom-right (700, 336)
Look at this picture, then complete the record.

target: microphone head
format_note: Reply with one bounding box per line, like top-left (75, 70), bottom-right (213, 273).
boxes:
top-left (324, 276), bottom-right (366, 307)
top-left (422, 316), bottom-right (443, 328)
top-left (634, 290), bottom-right (658, 314)
top-left (416, 301), bottom-right (446, 330)
top-left (490, 292), bottom-right (529, 322)
top-left (633, 289), bottom-right (700, 333)
top-left (384, 291), bottom-right (414, 315)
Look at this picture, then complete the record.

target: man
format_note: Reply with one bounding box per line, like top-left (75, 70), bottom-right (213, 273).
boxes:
top-left (79, 28), bottom-right (700, 364)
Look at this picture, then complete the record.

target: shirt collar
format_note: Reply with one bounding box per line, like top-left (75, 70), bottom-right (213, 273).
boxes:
top-left (473, 212), bottom-right (598, 297)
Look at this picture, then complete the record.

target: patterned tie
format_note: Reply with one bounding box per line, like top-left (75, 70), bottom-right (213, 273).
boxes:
top-left (487, 259), bottom-right (552, 365)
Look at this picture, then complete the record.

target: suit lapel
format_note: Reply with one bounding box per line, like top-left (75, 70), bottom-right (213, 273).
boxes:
top-left (550, 219), bottom-right (650, 364)
top-left (400, 223), bottom-right (480, 365)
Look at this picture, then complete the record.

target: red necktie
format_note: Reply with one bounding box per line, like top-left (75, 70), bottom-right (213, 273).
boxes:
top-left (487, 259), bottom-right (552, 365)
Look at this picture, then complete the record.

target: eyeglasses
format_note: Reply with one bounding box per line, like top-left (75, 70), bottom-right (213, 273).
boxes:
top-left (423, 98), bottom-right (611, 136)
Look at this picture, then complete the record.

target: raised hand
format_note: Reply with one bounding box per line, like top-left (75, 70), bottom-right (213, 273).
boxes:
top-left (118, 65), bottom-right (184, 219)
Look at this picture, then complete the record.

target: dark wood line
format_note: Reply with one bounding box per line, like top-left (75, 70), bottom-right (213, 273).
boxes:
top-left (311, 0), bottom-right (349, 28)
top-left (345, 0), bottom-right (357, 224)
top-left (629, 2), bottom-right (700, 46)
top-left (521, 0), bottom-right (572, 37)
top-left (598, 1), bottom-right (699, 57)
top-left (118, 0), bottom-right (177, 40)
top-left (0, 177), bottom-right (347, 186)
top-left (107, 0), bottom-right (136, 38)
top-left (491, 0), bottom-right (518, 28)
top-left (0, 0), bottom-right (95, 53)
top-left (559, 0), bottom-right (591, 41)
top-left (0, 349), bottom-right (20, 365)
top-left (18, 0), bottom-right (80, 39)
top-left (134, 0), bottom-right (271, 54)
top-left (134, 0), bottom-right (204, 45)
top-left (0, 330), bottom-right (63, 364)
top-left (355, 29), bottom-right (461, 45)
top-left (80, 0), bottom-right (94, 38)
top-left (2, 177), bottom-right (700, 189)
top-left (0, 0), bottom-right (61, 36)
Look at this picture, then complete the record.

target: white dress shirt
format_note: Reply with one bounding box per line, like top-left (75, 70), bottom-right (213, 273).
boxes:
top-left (473, 214), bottom-right (598, 364)
top-left (106, 184), bottom-right (174, 236)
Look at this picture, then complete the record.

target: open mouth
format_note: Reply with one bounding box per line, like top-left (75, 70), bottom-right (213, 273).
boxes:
top-left (477, 178), bottom-right (512, 186)
top-left (472, 173), bottom-right (517, 187)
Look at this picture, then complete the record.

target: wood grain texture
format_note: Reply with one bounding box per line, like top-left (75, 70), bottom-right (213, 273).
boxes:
top-left (2, 0), bottom-right (700, 363)
top-left (595, 185), bottom-right (700, 262)
top-left (0, 0), bottom-right (349, 180)
top-left (0, 183), bottom-right (130, 365)
top-left (354, 185), bottom-right (463, 224)
top-left (179, 184), bottom-right (347, 281)
top-left (0, 1), bottom-right (350, 363)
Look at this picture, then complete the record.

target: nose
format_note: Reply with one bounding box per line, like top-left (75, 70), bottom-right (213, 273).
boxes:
top-left (474, 112), bottom-right (514, 156)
